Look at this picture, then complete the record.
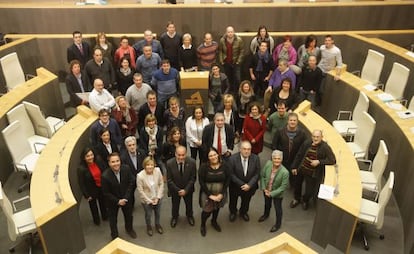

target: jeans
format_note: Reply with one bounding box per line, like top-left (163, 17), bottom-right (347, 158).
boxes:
top-left (299, 88), bottom-right (316, 108)
top-left (142, 201), bottom-right (162, 225)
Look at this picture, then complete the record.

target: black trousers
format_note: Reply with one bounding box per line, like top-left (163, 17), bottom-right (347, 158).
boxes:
top-left (262, 193), bottom-right (283, 228)
top-left (171, 192), bottom-right (194, 218)
top-left (88, 188), bottom-right (107, 224)
top-left (302, 174), bottom-right (322, 203)
top-left (108, 202), bottom-right (133, 239)
top-left (229, 184), bottom-right (255, 215)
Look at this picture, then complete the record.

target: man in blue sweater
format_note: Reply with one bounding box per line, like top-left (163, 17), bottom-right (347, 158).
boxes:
top-left (151, 59), bottom-right (180, 108)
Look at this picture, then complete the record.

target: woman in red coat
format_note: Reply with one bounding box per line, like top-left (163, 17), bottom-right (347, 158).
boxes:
top-left (242, 102), bottom-right (267, 154)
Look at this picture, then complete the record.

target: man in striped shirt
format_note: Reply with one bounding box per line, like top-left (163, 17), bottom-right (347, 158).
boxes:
top-left (290, 129), bottom-right (336, 210)
top-left (197, 33), bottom-right (218, 71)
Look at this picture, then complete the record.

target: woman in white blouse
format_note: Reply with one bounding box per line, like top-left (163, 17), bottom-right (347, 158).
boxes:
top-left (137, 156), bottom-right (164, 236)
top-left (185, 106), bottom-right (210, 161)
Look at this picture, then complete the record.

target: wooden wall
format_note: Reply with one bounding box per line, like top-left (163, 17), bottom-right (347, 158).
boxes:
top-left (0, 3), bottom-right (413, 36)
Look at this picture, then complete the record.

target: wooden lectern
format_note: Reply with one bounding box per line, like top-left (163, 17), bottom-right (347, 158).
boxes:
top-left (179, 71), bottom-right (209, 115)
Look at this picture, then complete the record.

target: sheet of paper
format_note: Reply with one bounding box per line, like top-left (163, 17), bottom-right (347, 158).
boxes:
top-left (397, 111), bottom-right (414, 119)
top-left (377, 93), bottom-right (394, 102)
top-left (76, 92), bottom-right (90, 102)
top-left (406, 51), bottom-right (414, 58)
top-left (318, 184), bottom-right (335, 200)
top-left (363, 84), bottom-right (377, 91)
top-left (386, 102), bottom-right (403, 111)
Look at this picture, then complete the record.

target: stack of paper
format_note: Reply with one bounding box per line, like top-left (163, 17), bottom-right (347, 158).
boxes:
top-left (377, 93), bottom-right (395, 102)
top-left (364, 84), bottom-right (377, 91)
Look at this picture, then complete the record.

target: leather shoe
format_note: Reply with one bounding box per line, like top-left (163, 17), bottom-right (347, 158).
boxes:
top-left (211, 221), bottom-right (222, 232)
top-left (258, 215), bottom-right (268, 222)
top-left (290, 199), bottom-right (299, 208)
top-left (146, 225), bottom-right (153, 236)
top-left (170, 218), bottom-right (178, 228)
top-left (270, 225), bottom-right (280, 233)
top-left (187, 216), bottom-right (195, 226)
top-left (155, 224), bottom-right (163, 234)
top-left (127, 229), bottom-right (137, 239)
top-left (200, 225), bottom-right (206, 236)
top-left (240, 213), bottom-right (250, 222)
top-left (302, 202), bottom-right (309, 210)
top-left (229, 213), bottom-right (236, 222)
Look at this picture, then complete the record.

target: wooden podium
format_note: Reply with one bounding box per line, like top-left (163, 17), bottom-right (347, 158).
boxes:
top-left (179, 71), bottom-right (209, 115)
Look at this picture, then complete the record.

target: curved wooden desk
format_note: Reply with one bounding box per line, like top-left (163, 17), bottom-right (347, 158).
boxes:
top-left (30, 105), bottom-right (98, 254)
top-left (0, 67), bottom-right (64, 183)
top-left (295, 100), bottom-right (361, 253)
top-left (321, 71), bottom-right (414, 253)
top-left (96, 232), bottom-right (317, 254)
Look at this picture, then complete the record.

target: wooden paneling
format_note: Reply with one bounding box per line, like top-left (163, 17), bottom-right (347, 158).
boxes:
top-left (0, 3), bottom-right (413, 35)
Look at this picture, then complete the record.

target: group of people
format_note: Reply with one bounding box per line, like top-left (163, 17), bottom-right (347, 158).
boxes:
top-left (69, 22), bottom-right (339, 240)
top-left (78, 106), bottom-right (336, 240)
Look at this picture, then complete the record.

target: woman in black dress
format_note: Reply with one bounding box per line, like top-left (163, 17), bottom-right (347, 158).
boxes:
top-left (162, 126), bottom-right (186, 164)
top-left (198, 147), bottom-right (231, 237)
top-left (115, 56), bottom-right (135, 95)
top-left (94, 128), bottom-right (119, 168)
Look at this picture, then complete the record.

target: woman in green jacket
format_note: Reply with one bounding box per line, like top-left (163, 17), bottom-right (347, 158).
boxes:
top-left (258, 150), bottom-right (289, 232)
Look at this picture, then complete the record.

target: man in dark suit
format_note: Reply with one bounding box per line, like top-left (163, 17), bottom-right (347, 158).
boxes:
top-left (120, 136), bottom-right (145, 207)
top-left (228, 141), bottom-right (260, 222)
top-left (65, 59), bottom-right (92, 107)
top-left (201, 112), bottom-right (235, 162)
top-left (166, 146), bottom-right (197, 228)
top-left (67, 31), bottom-right (91, 69)
top-left (101, 152), bottom-right (137, 239)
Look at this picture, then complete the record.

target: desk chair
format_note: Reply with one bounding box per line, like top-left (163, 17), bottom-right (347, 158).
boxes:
top-left (0, 52), bottom-right (35, 92)
top-left (6, 104), bottom-right (49, 153)
top-left (0, 182), bottom-right (37, 253)
top-left (23, 101), bottom-right (65, 138)
top-left (380, 62), bottom-right (410, 106)
top-left (352, 49), bottom-right (385, 86)
top-left (332, 91), bottom-right (369, 140)
top-left (2, 121), bottom-right (40, 193)
top-left (358, 171), bottom-right (394, 251)
top-left (347, 111), bottom-right (376, 159)
top-left (359, 140), bottom-right (388, 201)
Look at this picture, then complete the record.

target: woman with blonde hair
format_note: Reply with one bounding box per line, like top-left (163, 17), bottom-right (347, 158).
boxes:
top-left (111, 95), bottom-right (137, 139)
top-left (137, 156), bottom-right (164, 236)
top-left (178, 33), bottom-right (198, 72)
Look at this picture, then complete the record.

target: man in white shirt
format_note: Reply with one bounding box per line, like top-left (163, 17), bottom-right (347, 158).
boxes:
top-left (89, 78), bottom-right (115, 113)
top-left (318, 35), bottom-right (343, 80)
top-left (125, 73), bottom-right (152, 114)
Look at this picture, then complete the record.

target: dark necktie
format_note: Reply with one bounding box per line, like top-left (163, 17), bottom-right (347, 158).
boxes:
top-left (78, 44), bottom-right (84, 56)
top-left (179, 162), bottom-right (183, 176)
